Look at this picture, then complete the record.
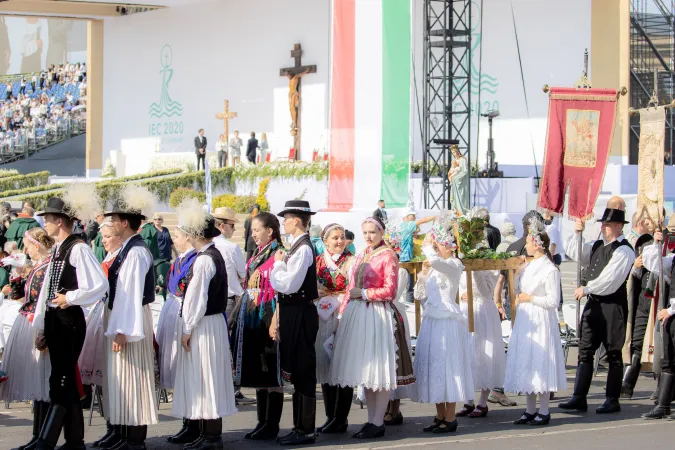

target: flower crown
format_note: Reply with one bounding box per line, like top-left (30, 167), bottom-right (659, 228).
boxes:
top-left (528, 216), bottom-right (547, 249)
top-left (430, 210), bottom-right (457, 248)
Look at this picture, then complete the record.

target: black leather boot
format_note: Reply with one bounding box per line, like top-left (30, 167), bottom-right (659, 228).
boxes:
top-left (642, 372), bottom-right (675, 419)
top-left (251, 391), bottom-right (283, 440)
top-left (167, 419), bottom-right (200, 444)
top-left (19, 401), bottom-right (48, 450)
top-left (56, 404), bottom-right (86, 449)
top-left (316, 384), bottom-right (336, 432)
top-left (120, 425), bottom-right (147, 450)
top-left (322, 386), bottom-right (353, 433)
top-left (621, 354), bottom-right (642, 399)
top-left (292, 392), bottom-right (299, 429)
top-left (187, 419), bottom-right (223, 450)
top-left (244, 390), bottom-right (268, 439)
top-left (94, 422), bottom-right (115, 448)
top-left (167, 418), bottom-right (188, 442)
top-left (34, 404), bottom-right (67, 450)
top-left (559, 362), bottom-right (592, 412)
top-left (277, 394), bottom-right (316, 446)
top-left (98, 425), bottom-right (123, 449)
top-left (597, 363), bottom-right (622, 414)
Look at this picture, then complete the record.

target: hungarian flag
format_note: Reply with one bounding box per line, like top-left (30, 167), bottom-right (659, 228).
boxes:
top-left (537, 87), bottom-right (619, 220)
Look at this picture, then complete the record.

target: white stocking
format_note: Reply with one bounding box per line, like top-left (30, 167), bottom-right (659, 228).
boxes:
top-left (371, 390), bottom-right (390, 427)
top-left (477, 389), bottom-right (490, 407)
top-left (526, 393), bottom-right (537, 414)
top-left (365, 389), bottom-right (376, 424)
top-left (539, 393), bottom-right (550, 416)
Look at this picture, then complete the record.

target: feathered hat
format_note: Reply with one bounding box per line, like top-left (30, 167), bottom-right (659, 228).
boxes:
top-left (104, 184), bottom-right (156, 220)
top-left (176, 198), bottom-right (220, 239)
top-left (38, 183), bottom-right (102, 222)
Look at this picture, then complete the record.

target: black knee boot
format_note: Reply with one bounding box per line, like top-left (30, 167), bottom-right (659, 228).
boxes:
top-left (20, 401), bottom-right (49, 450)
top-left (251, 391), bottom-right (283, 440)
top-left (56, 404), bottom-right (85, 449)
top-left (98, 424), bottom-right (123, 449)
top-left (642, 372), bottom-right (675, 419)
top-left (621, 354), bottom-right (642, 399)
top-left (94, 422), bottom-right (115, 448)
top-left (244, 390), bottom-right (268, 439)
top-left (277, 394), bottom-right (316, 446)
top-left (559, 362), bottom-right (593, 412)
top-left (34, 404), bottom-right (67, 450)
top-left (187, 419), bottom-right (223, 450)
top-left (317, 384), bottom-right (336, 432)
top-left (123, 425), bottom-right (148, 450)
top-left (322, 386), bottom-right (353, 433)
top-left (597, 363), bottom-right (623, 414)
top-left (167, 418), bottom-right (200, 444)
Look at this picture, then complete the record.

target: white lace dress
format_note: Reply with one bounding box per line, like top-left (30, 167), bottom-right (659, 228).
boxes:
top-left (504, 256), bottom-right (567, 394)
top-left (459, 270), bottom-right (506, 391)
top-left (413, 246), bottom-right (474, 404)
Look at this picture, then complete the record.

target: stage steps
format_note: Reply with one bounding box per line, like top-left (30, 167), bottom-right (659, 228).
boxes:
top-left (158, 212), bottom-right (248, 249)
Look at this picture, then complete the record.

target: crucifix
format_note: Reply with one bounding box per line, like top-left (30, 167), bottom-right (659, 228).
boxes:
top-left (280, 43), bottom-right (316, 160)
top-left (215, 100), bottom-right (237, 142)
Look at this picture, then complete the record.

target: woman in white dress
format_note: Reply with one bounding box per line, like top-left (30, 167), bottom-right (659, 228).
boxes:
top-left (171, 201), bottom-right (237, 449)
top-left (504, 223), bottom-right (566, 426)
top-left (457, 264), bottom-right (505, 418)
top-left (0, 228), bottom-right (53, 450)
top-left (331, 216), bottom-right (414, 439)
top-left (314, 223), bottom-right (355, 434)
top-left (413, 217), bottom-right (475, 433)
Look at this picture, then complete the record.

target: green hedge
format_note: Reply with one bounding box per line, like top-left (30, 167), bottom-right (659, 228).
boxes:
top-left (169, 187), bottom-right (206, 208)
top-left (232, 161), bottom-right (329, 182)
top-left (0, 171), bottom-right (50, 192)
top-left (0, 169), bottom-right (19, 179)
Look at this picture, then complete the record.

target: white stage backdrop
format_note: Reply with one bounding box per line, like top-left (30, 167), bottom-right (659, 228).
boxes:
top-left (102, 0), bottom-right (330, 163)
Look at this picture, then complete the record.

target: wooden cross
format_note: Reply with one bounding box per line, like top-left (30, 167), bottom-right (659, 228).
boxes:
top-left (215, 100), bottom-right (237, 141)
top-left (280, 43), bottom-right (316, 160)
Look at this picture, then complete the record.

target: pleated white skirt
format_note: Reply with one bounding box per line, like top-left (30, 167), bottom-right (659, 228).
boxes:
top-left (414, 315), bottom-right (474, 404)
top-left (172, 314), bottom-right (237, 420)
top-left (103, 305), bottom-right (158, 426)
top-left (504, 303), bottom-right (567, 394)
top-left (79, 301), bottom-right (105, 386)
top-left (314, 297), bottom-right (338, 386)
top-left (330, 301), bottom-right (398, 392)
top-left (0, 314), bottom-right (51, 402)
top-left (155, 295), bottom-right (181, 390)
top-left (460, 298), bottom-right (506, 390)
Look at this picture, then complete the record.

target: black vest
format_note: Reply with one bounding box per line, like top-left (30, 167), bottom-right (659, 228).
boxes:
top-left (46, 234), bottom-right (82, 301)
top-left (582, 238), bottom-right (633, 304)
top-left (182, 244), bottom-right (228, 317)
top-left (278, 234), bottom-right (319, 305)
top-left (107, 234), bottom-right (156, 310)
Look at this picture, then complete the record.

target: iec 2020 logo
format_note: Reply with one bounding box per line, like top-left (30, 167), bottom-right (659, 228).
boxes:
top-left (148, 44), bottom-right (185, 137)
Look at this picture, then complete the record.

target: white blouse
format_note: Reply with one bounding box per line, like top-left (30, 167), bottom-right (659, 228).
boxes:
top-left (516, 256), bottom-right (560, 309)
top-left (459, 269), bottom-right (498, 301)
top-left (414, 245), bottom-right (465, 320)
top-left (181, 243), bottom-right (217, 335)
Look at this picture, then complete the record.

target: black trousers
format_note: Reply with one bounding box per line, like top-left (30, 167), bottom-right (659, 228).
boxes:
top-left (44, 306), bottom-right (86, 405)
top-left (279, 302), bottom-right (318, 397)
top-left (578, 297), bottom-right (627, 366)
top-left (196, 153), bottom-right (205, 170)
top-left (247, 153), bottom-right (256, 164)
top-left (630, 294), bottom-right (652, 359)
top-left (662, 317), bottom-right (675, 374)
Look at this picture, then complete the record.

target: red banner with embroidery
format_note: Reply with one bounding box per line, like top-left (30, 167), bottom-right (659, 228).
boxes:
top-left (537, 87), bottom-right (618, 220)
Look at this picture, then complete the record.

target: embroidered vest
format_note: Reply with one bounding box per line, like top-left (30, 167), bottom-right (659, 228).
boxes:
top-left (107, 234), bottom-right (156, 310)
top-left (46, 234), bottom-right (83, 302)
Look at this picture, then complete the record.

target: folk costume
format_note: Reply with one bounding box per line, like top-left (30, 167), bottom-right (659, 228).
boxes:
top-left (231, 231), bottom-right (283, 441)
top-left (99, 190), bottom-right (159, 450)
top-left (504, 219), bottom-right (566, 426)
top-left (315, 224), bottom-right (355, 434)
top-left (170, 209), bottom-right (237, 450)
top-left (270, 200), bottom-right (320, 446)
top-left (32, 196), bottom-right (108, 450)
top-left (560, 208), bottom-right (635, 414)
top-left (0, 253), bottom-right (51, 450)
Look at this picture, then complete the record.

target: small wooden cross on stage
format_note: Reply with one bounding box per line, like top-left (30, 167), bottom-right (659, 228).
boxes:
top-left (215, 100), bottom-right (237, 142)
top-left (280, 43), bottom-right (316, 160)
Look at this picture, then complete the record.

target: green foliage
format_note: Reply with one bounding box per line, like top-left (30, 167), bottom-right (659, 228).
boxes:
top-left (232, 161), bottom-right (329, 182)
top-left (0, 169), bottom-right (19, 179)
top-left (101, 161), bottom-right (116, 178)
top-left (169, 187), bottom-right (206, 208)
top-left (0, 171), bottom-right (50, 192)
top-left (255, 177), bottom-right (271, 212)
top-left (462, 249), bottom-right (516, 260)
top-left (1, 183), bottom-right (65, 198)
top-left (212, 194), bottom-right (258, 213)
top-left (456, 217), bottom-right (485, 253)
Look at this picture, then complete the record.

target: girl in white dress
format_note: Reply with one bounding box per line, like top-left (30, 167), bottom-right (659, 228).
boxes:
top-left (457, 267), bottom-right (505, 418)
top-left (413, 216), bottom-right (474, 433)
top-left (504, 222), bottom-right (566, 426)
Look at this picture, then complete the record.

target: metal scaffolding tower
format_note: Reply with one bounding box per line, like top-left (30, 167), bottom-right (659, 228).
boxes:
top-left (422, 0), bottom-right (471, 209)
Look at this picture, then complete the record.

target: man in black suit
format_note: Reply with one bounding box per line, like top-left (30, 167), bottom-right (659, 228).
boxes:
top-left (194, 128), bottom-right (207, 170)
top-left (246, 132), bottom-right (259, 164)
top-left (373, 200), bottom-right (388, 223)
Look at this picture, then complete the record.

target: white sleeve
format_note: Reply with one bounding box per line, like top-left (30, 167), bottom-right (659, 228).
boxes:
top-left (585, 246), bottom-right (636, 296)
top-left (473, 270), bottom-right (498, 300)
top-left (531, 269), bottom-right (561, 310)
top-left (642, 244), bottom-right (673, 284)
top-left (422, 245), bottom-right (464, 278)
top-left (65, 243), bottom-right (108, 308)
top-left (234, 245), bottom-right (247, 278)
top-left (104, 247), bottom-right (152, 342)
top-left (270, 246), bottom-right (314, 294)
top-left (564, 233), bottom-right (592, 266)
top-left (182, 254), bottom-right (215, 335)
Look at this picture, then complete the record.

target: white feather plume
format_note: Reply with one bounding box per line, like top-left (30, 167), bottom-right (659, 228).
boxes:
top-left (62, 183), bottom-right (102, 222)
top-left (176, 198), bottom-right (208, 237)
top-left (120, 184), bottom-right (156, 218)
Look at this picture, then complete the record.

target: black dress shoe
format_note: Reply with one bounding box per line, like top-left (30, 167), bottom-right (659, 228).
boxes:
top-left (513, 412), bottom-right (536, 425)
top-left (642, 406), bottom-right (671, 420)
top-left (353, 423), bottom-right (385, 439)
top-left (558, 395), bottom-right (588, 412)
top-left (276, 430), bottom-right (316, 446)
top-left (432, 420), bottom-right (457, 434)
top-left (596, 398), bottom-right (621, 414)
top-left (383, 411), bottom-right (403, 425)
top-left (529, 413), bottom-right (551, 426)
top-left (351, 422), bottom-right (371, 438)
top-left (422, 418), bottom-right (442, 432)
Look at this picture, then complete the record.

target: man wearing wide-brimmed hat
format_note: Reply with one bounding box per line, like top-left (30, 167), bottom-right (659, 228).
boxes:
top-left (270, 200), bottom-right (320, 446)
top-left (96, 187), bottom-right (159, 450)
top-left (32, 194), bottom-right (108, 450)
top-left (560, 202), bottom-right (636, 415)
top-left (212, 207), bottom-right (245, 321)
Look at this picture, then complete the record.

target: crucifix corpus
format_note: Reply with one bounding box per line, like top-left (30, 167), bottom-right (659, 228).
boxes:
top-left (215, 100), bottom-right (238, 142)
top-left (280, 43), bottom-right (316, 160)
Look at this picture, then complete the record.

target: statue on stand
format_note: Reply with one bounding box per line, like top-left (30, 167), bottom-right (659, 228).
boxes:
top-left (449, 145), bottom-right (470, 214)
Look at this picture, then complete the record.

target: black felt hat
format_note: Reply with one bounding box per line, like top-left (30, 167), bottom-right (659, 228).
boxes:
top-left (277, 200), bottom-right (316, 217)
top-left (202, 217), bottom-right (221, 239)
top-left (104, 199), bottom-right (146, 220)
top-left (36, 197), bottom-right (78, 220)
top-left (597, 208), bottom-right (629, 224)
top-left (635, 234), bottom-right (654, 256)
